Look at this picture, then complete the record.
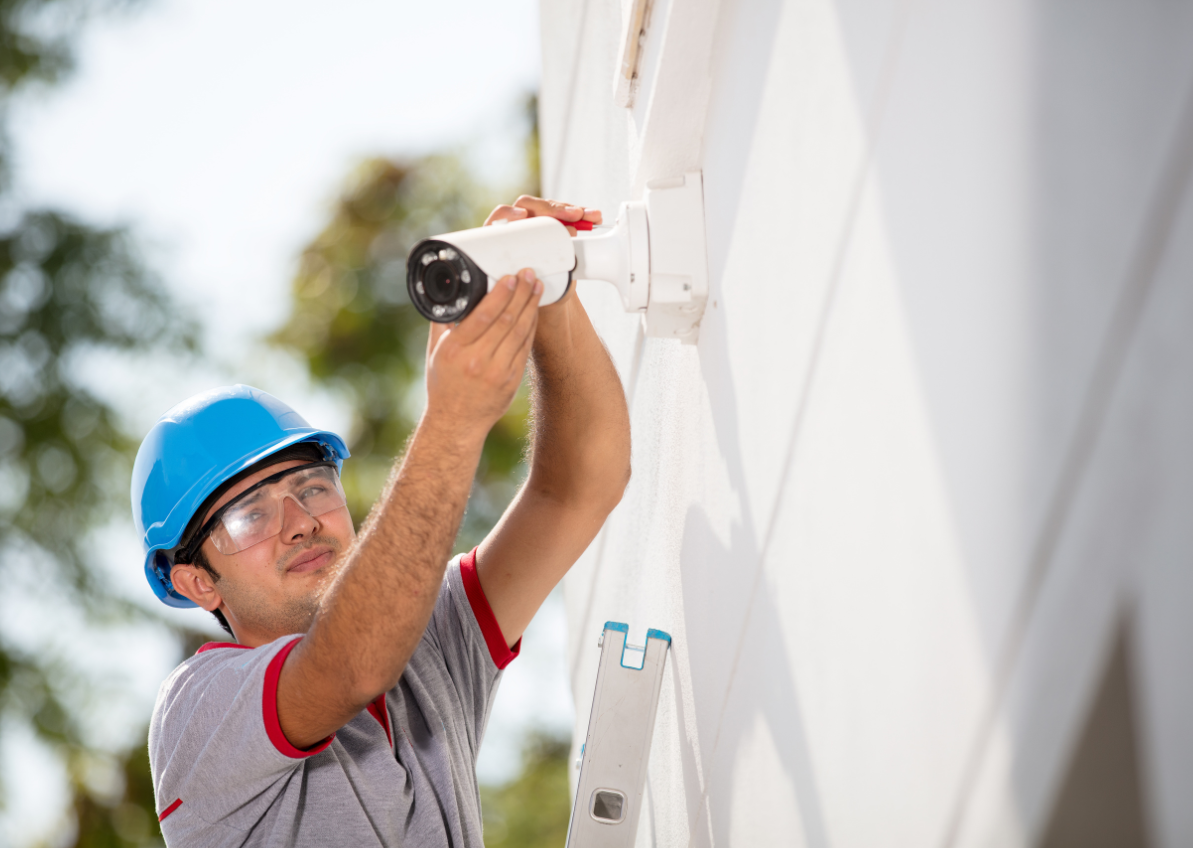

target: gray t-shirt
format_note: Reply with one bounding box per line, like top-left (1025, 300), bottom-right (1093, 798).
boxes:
top-left (149, 554), bottom-right (519, 847)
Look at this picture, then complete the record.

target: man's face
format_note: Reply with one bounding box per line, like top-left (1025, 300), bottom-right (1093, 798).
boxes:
top-left (179, 459), bottom-right (357, 644)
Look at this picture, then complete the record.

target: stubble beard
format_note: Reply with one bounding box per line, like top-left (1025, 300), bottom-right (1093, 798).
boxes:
top-left (225, 534), bottom-right (345, 639)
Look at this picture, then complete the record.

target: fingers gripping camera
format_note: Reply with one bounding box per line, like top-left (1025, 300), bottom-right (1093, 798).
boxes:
top-left (406, 172), bottom-right (709, 343)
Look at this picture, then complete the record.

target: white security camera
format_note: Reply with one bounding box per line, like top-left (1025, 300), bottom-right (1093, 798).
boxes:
top-left (406, 172), bottom-right (709, 343)
top-left (406, 217), bottom-right (578, 322)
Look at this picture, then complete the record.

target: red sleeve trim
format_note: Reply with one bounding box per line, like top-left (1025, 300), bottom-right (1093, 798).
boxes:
top-left (158, 798), bottom-right (182, 821)
top-left (263, 637), bottom-right (336, 759)
top-left (366, 693), bottom-right (392, 747)
top-left (459, 548), bottom-right (520, 670)
top-left (196, 642), bottom-right (249, 654)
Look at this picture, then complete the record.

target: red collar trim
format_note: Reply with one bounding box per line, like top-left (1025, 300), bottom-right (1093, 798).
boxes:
top-left (367, 693), bottom-right (392, 747)
top-left (196, 642), bottom-right (250, 653)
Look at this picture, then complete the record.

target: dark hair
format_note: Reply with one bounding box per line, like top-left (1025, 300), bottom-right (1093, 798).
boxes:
top-left (174, 442), bottom-right (326, 638)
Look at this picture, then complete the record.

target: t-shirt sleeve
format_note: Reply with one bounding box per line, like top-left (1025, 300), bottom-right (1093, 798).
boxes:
top-left (415, 549), bottom-right (520, 746)
top-left (148, 635), bottom-right (331, 839)
top-left (457, 547), bottom-right (520, 671)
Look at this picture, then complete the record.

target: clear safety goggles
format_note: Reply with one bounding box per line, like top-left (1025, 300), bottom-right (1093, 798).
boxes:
top-left (189, 461), bottom-right (348, 557)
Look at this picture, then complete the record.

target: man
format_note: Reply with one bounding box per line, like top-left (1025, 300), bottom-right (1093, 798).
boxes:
top-left (130, 197), bottom-right (631, 846)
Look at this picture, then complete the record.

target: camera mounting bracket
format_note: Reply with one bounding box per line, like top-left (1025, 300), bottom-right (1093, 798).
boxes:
top-left (574, 171), bottom-right (709, 344)
top-left (641, 171), bottom-right (708, 344)
top-left (572, 202), bottom-right (650, 312)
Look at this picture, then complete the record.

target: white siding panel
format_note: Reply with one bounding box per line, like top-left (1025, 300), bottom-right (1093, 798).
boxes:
top-left (1133, 216), bottom-right (1193, 848)
top-left (955, 175), bottom-right (1193, 848)
top-left (540, 0), bottom-right (1193, 843)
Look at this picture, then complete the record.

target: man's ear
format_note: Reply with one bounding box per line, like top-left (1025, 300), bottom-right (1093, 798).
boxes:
top-left (170, 564), bottom-right (224, 612)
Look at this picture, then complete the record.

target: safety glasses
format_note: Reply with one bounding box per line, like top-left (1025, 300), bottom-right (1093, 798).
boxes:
top-left (184, 461), bottom-right (348, 559)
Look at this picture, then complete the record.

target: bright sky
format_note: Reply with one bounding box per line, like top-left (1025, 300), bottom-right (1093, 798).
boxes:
top-left (12, 0), bottom-right (540, 355)
top-left (3, 0), bottom-right (572, 842)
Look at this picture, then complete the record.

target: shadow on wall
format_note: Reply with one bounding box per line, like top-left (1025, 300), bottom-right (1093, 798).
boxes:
top-left (668, 274), bottom-right (828, 846)
top-left (680, 504), bottom-right (828, 848)
top-left (829, 0), bottom-right (1193, 844)
top-left (1037, 617), bottom-right (1149, 848)
top-left (1021, 9), bottom-right (1193, 845)
top-left (660, 0), bottom-right (826, 833)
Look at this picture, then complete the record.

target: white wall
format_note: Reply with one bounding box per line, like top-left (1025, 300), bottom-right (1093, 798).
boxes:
top-left (540, 1), bottom-right (1193, 845)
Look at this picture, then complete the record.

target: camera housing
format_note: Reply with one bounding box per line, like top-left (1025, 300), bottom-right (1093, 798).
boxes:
top-left (407, 217), bottom-right (576, 322)
top-left (407, 171), bottom-right (709, 342)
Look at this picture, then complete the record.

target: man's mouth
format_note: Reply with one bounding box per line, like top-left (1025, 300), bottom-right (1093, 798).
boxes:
top-left (286, 546), bottom-right (335, 574)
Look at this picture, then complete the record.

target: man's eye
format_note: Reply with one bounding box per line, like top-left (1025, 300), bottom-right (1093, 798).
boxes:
top-left (298, 484), bottom-right (328, 500)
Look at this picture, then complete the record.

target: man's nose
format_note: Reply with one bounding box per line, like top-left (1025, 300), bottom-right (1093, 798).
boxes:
top-left (279, 495), bottom-right (319, 542)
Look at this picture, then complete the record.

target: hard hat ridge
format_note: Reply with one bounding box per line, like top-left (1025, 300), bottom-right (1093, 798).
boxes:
top-left (131, 385), bottom-right (350, 608)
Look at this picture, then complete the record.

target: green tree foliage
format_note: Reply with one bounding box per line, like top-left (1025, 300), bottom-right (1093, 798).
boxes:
top-left (0, 2), bottom-right (68, 97)
top-left (523, 93), bottom-right (541, 199)
top-left (272, 151), bottom-right (528, 551)
top-left (0, 0), bottom-right (195, 844)
top-left (480, 733), bottom-right (572, 848)
top-left (0, 213), bottom-right (186, 598)
top-left (0, 220), bottom-right (188, 844)
top-left (69, 742), bottom-right (160, 848)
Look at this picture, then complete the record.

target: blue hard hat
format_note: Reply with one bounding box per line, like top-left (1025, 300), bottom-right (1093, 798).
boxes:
top-left (131, 385), bottom-right (350, 608)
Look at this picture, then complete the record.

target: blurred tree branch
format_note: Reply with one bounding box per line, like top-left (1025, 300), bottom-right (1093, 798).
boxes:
top-left (0, 1), bottom-right (204, 845)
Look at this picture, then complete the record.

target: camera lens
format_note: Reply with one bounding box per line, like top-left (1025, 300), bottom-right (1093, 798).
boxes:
top-left (406, 240), bottom-right (487, 322)
top-left (423, 260), bottom-right (459, 304)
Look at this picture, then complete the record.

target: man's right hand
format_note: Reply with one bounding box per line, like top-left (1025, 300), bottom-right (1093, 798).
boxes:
top-left (424, 268), bottom-right (543, 437)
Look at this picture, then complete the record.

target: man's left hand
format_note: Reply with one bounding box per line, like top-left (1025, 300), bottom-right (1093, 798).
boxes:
top-left (484, 195), bottom-right (603, 237)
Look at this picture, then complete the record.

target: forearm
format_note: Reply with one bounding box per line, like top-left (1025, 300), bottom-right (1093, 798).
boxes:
top-left (526, 290), bottom-right (631, 505)
top-left (473, 288), bottom-right (631, 644)
top-left (285, 414), bottom-right (485, 723)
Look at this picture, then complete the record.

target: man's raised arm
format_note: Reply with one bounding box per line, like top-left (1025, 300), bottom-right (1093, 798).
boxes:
top-left (475, 196), bottom-right (633, 647)
top-left (276, 270), bottom-right (543, 749)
